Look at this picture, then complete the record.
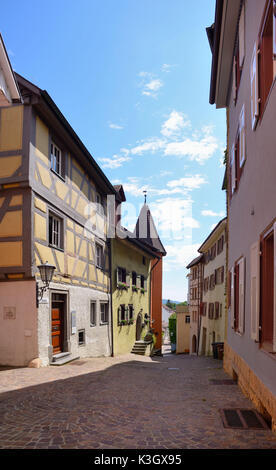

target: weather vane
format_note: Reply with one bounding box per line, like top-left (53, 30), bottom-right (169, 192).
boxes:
top-left (143, 190), bottom-right (147, 204)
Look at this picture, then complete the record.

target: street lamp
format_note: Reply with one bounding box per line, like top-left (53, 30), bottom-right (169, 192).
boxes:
top-left (36, 261), bottom-right (56, 305)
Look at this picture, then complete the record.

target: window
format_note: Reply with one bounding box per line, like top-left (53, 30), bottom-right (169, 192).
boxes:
top-left (132, 271), bottom-right (137, 286)
top-left (204, 277), bottom-right (209, 293)
top-left (78, 329), bottom-right (85, 346)
top-left (209, 274), bottom-right (216, 290)
top-left (208, 303), bottom-right (214, 319)
top-left (142, 256), bottom-right (146, 265)
top-left (230, 257), bottom-right (245, 334)
top-left (100, 302), bottom-right (108, 324)
top-left (215, 266), bottom-right (224, 285)
top-left (140, 275), bottom-right (148, 291)
top-left (119, 304), bottom-right (127, 322)
top-left (90, 302), bottom-right (96, 327)
top-left (185, 315), bottom-right (190, 324)
top-left (49, 213), bottom-right (63, 249)
top-left (251, 1), bottom-right (276, 128)
top-left (96, 243), bottom-right (103, 268)
top-left (217, 235), bottom-right (224, 255)
top-left (96, 193), bottom-right (104, 215)
top-left (129, 305), bottom-right (134, 321)
top-left (230, 105), bottom-right (246, 196)
top-left (233, 3), bottom-right (245, 103)
top-left (51, 142), bottom-right (64, 178)
top-left (117, 267), bottom-right (127, 284)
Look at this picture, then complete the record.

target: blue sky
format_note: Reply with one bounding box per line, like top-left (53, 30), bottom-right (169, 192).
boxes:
top-left (1, 0), bottom-right (226, 301)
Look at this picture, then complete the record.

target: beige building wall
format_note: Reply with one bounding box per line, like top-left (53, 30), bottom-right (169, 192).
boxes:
top-left (199, 220), bottom-right (227, 356)
top-left (176, 305), bottom-right (190, 354)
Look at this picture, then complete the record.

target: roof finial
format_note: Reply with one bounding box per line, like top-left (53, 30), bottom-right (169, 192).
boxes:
top-left (143, 190), bottom-right (147, 204)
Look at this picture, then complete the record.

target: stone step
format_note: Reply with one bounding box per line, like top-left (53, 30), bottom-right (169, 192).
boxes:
top-left (52, 352), bottom-right (71, 362)
top-left (50, 354), bottom-right (80, 366)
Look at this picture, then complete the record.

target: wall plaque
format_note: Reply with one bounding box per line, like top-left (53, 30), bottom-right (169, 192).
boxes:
top-left (3, 307), bottom-right (16, 320)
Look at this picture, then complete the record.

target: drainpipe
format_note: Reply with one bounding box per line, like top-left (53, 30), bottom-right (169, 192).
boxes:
top-left (149, 254), bottom-right (162, 329)
top-left (197, 263), bottom-right (202, 356)
top-left (108, 238), bottom-right (114, 357)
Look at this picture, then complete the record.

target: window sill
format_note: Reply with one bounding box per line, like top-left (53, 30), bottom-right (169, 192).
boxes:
top-left (48, 244), bottom-right (64, 253)
top-left (100, 322), bottom-right (109, 326)
top-left (50, 168), bottom-right (66, 182)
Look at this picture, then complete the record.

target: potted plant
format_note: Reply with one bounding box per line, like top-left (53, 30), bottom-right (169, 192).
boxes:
top-left (132, 286), bottom-right (138, 292)
top-left (140, 288), bottom-right (145, 294)
top-left (117, 282), bottom-right (128, 290)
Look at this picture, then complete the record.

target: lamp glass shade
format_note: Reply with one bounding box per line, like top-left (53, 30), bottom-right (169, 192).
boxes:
top-left (38, 262), bottom-right (56, 285)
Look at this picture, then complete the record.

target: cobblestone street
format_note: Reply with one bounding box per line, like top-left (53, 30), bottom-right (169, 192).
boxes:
top-left (0, 345), bottom-right (276, 449)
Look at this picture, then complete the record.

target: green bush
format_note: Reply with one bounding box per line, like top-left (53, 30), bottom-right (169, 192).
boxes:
top-left (168, 316), bottom-right (176, 344)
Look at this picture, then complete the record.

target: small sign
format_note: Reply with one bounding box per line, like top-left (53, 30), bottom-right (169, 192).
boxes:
top-left (3, 307), bottom-right (16, 320)
top-left (71, 310), bottom-right (76, 334)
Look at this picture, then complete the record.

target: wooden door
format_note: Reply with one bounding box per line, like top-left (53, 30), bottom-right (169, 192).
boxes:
top-left (52, 307), bottom-right (63, 354)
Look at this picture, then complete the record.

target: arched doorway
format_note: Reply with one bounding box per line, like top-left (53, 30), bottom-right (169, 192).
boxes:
top-left (136, 314), bottom-right (142, 340)
top-left (192, 335), bottom-right (197, 354)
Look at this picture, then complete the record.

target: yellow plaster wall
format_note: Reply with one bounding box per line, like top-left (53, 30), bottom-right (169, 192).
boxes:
top-left (112, 237), bottom-right (151, 355)
top-left (0, 106), bottom-right (23, 152)
top-left (0, 155), bottom-right (22, 179)
top-left (35, 116), bottom-right (49, 165)
top-left (0, 210), bottom-right (22, 237)
top-left (0, 241), bottom-right (22, 266)
top-left (34, 213), bottom-right (47, 241)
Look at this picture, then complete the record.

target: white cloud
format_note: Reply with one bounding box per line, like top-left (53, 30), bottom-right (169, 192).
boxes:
top-left (139, 72), bottom-right (163, 98)
top-left (130, 138), bottom-right (166, 156)
top-left (99, 154), bottom-right (131, 169)
top-left (201, 209), bottom-right (225, 217)
top-left (164, 130), bottom-right (218, 164)
top-left (161, 63), bottom-right (176, 73)
top-left (164, 242), bottom-right (201, 272)
top-left (167, 174), bottom-right (207, 190)
top-left (109, 122), bottom-right (124, 130)
top-left (161, 111), bottom-right (191, 138)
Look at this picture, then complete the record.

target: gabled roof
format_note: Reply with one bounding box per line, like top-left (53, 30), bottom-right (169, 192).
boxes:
top-left (14, 72), bottom-right (116, 196)
top-left (0, 34), bottom-right (22, 104)
top-left (186, 254), bottom-right (204, 270)
top-left (198, 217), bottom-right (227, 253)
top-left (133, 203), bottom-right (166, 256)
top-left (114, 185), bottom-right (126, 202)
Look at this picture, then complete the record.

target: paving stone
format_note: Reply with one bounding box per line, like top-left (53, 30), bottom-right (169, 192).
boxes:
top-left (0, 344), bottom-right (275, 449)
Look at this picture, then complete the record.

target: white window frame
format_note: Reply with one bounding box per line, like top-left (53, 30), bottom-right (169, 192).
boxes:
top-left (100, 302), bottom-right (109, 325)
top-left (96, 243), bottom-right (103, 269)
top-left (49, 213), bottom-right (62, 249)
top-left (90, 301), bottom-right (97, 327)
top-left (51, 142), bottom-right (63, 177)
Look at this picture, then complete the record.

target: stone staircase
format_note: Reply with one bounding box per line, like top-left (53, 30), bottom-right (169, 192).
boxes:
top-left (131, 340), bottom-right (152, 356)
top-left (50, 352), bottom-right (80, 366)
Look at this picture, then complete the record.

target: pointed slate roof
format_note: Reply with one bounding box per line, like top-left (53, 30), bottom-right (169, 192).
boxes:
top-left (134, 203), bottom-right (166, 256)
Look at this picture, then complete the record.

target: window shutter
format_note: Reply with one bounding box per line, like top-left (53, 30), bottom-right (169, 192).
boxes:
top-left (126, 305), bottom-right (129, 321)
top-left (144, 277), bottom-right (147, 292)
top-left (239, 105), bottom-right (246, 167)
top-left (116, 267), bottom-right (120, 286)
top-left (273, 2), bottom-right (276, 58)
top-left (273, 223), bottom-right (276, 352)
top-left (238, 257), bottom-right (245, 334)
top-left (250, 242), bottom-right (260, 341)
top-left (126, 271), bottom-right (130, 287)
top-left (231, 143), bottom-right (236, 194)
top-left (250, 42), bottom-right (259, 130)
top-left (136, 275), bottom-right (141, 289)
top-left (118, 306), bottom-right (122, 323)
top-left (230, 268), bottom-right (235, 328)
top-left (239, 4), bottom-right (245, 68)
top-left (233, 58), bottom-right (237, 102)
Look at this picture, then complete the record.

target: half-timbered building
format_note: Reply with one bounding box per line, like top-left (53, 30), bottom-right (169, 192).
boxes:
top-left (0, 39), bottom-right (116, 366)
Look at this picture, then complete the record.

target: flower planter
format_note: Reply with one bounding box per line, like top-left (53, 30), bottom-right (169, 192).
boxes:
top-left (117, 283), bottom-right (129, 290)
